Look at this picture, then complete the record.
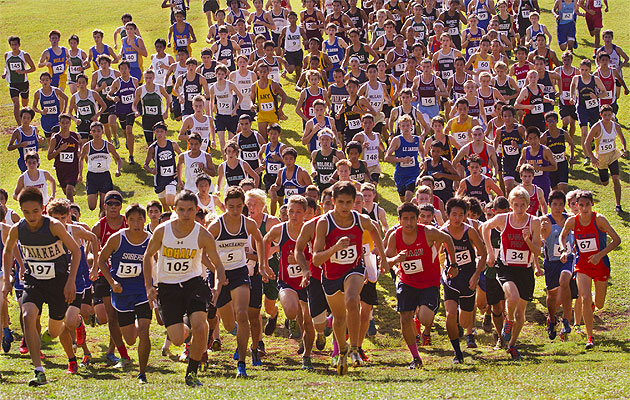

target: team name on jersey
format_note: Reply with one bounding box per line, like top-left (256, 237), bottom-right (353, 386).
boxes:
top-left (405, 248), bottom-right (424, 257)
top-left (158, 150), bottom-right (174, 161)
top-left (162, 246), bottom-right (198, 259)
top-left (120, 253), bottom-right (144, 261)
top-left (21, 241), bottom-right (65, 260)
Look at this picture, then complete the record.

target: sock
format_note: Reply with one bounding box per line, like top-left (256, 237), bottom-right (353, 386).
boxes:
top-left (414, 317), bottom-right (421, 334)
top-left (35, 366), bottom-right (45, 373)
top-left (3, 327), bottom-right (10, 336)
top-left (407, 344), bottom-right (420, 359)
top-left (186, 358), bottom-right (200, 375)
top-left (332, 340), bottom-right (339, 357)
top-left (117, 345), bottom-right (130, 360)
top-left (450, 338), bottom-right (462, 358)
top-left (327, 315), bottom-right (333, 329)
top-left (69, 357), bottom-right (77, 363)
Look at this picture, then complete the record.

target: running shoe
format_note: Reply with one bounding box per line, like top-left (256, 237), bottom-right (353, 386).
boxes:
top-left (233, 348), bottom-right (239, 361)
top-left (185, 371), bottom-right (202, 387)
top-left (315, 333), bottom-right (326, 351)
top-left (574, 324), bottom-right (583, 334)
top-left (289, 320), bottom-right (301, 339)
top-left (66, 360), bottom-right (78, 374)
top-left (501, 319), bottom-right (514, 344)
top-left (180, 345), bottom-right (190, 362)
top-left (236, 361), bottom-right (248, 378)
top-left (330, 354), bottom-right (339, 368)
top-left (507, 346), bottom-right (523, 361)
top-left (297, 340), bottom-right (304, 355)
top-left (408, 357), bottom-right (423, 369)
top-left (80, 354), bottom-right (92, 367)
top-left (482, 314), bottom-right (493, 333)
top-left (162, 347), bottom-right (172, 357)
top-left (324, 325), bottom-right (333, 337)
top-left (350, 350), bottom-right (364, 367)
top-left (251, 348), bottom-right (262, 367)
top-left (583, 157), bottom-right (591, 166)
top-left (547, 317), bottom-right (557, 340)
top-left (76, 317), bottom-right (86, 346)
top-left (337, 349), bottom-right (349, 375)
top-left (560, 318), bottom-right (572, 341)
top-left (28, 370), bottom-right (48, 387)
top-left (457, 324), bottom-right (464, 338)
top-left (452, 354), bottom-right (464, 364)
top-left (114, 357), bottom-right (131, 369)
top-left (229, 324), bottom-right (238, 336)
top-left (200, 351), bottom-right (208, 372)
top-left (41, 328), bottom-right (53, 343)
top-left (40, 351), bottom-right (45, 360)
top-left (615, 205), bottom-right (623, 214)
top-left (19, 337), bottom-right (28, 354)
top-left (264, 315), bottom-right (277, 336)
top-left (105, 352), bottom-right (120, 365)
top-left (585, 336), bottom-right (595, 349)
top-left (128, 156), bottom-right (135, 165)
top-left (302, 356), bottom-right (314, 370)
top-left (2, 329), bottom-right (13, 353)
top-left (137, 373), bottom-right (148, 384)
top-left (367, 319), bottom-right (377, 337)
top-left (466, 334), bottom-right (477, 348)
top-left (422, 333), bottom-right (431, 346)
top-left (210, 339), bottom-right (222, 352)
top-left (357, 347), bottom-right (369, 362)
top-left (257, 340), bottom-right (266, 357)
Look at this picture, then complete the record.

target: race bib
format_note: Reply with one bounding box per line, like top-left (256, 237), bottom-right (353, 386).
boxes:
top-left (577, 237), bottom-right (597, 252)
top-left (453, 91), bottom-right (465, 100)
top-left (117, 262), bottom-right (142, 278)
top-left (306, 23), bottom-right (316, 30)
top-left (241, 47), bottom-right (253, 56)
top-left (125, 53), bottom-right (137, 63)
top-left (504, 144), bottom-right (519, 156)
top-left (400, 157), bottom-right (416, 167)
top-left (448, 27), bottom-right (459, 36)
top-left (561, 91), bottom-right (571, 101)
top-left (455, 250), bottom-right (471, 265)
top-left (421, 97), bottom-right (436, 107)
top-left (285, 187), bottom-right (299, 197)
top-left (484, 105), bottom-right (494, 116)
top-left (52, 64), bottom-right (64, 74)
top-left (401, 259), bottom-right (423, 274)
top-left (24, 146), bottom-right (37, 154)
top-left (395, 62), bottom-right (406, 72)
top-left (553, 152), bottom-right (566, 162)
top-left (366, 152), bottom-right (379, 162)
top-left (89, 158), bottom-right (109, 173)
top-left (254, 25), bottom-right (267, 35)
top-left (163, 260), bottom-right (191, 275)
top-left (534, 168), bottom-right (543, 176)
top-left (602, 90), bottom-right (612, 100)
top-left (60, 152), bottom-right (74, 163)
top-left (594, 0), bottom-right (602, 7)
top-left (145, 105), bottom-right (159, 115)
top-left (521, 9), bottom-right (530, 18)
top-left (348, 119), bottom-right (361, 130)
top-left (44, 105), bottom-right (58, 114)
top-left (585, 98), bottom-right (598, 109)
top-left (505, 249), bottom-right (528, 265)
top-left (9, 62), bottom-right (21, 71)
top-left (562, 12), bottom-right (573, 20)
top-left (477, 11), bottom-right (488, 20)
top-left (69, 65), bottom-right (82, 74)
top-left (531, 103), bottom-right (544, 114)
top-left (393, 13), bottom-right (401, 21)
top-left (441, 70), bottom-right (454, 80)
top-left (160, 165), bottom-right (175, 176)
top-left (331, 246), bottom-right (358, 264)
top-left (187, 92), bottom-right (197, 101)
top-left (517, 78), bottom-right (526, 88)
top-left (467, 46), bottom-right (479, 57)
top-left (29, 261), bottom-right (55, 280)
top-left (242, 150), bottom-right (257, 161)
top-left (121, 94), bottom-right (134, 104)
top-left (267, 162), bottom-right (281, 174)
top-left (454, 131), bottom-right (469, 143)
top-left (329, 54), bottom-right (340, 64)
top-left (319, 173), bottom-right (333, 184)
top-left (78, 105), bottom-right (92, 116)
top-left (478, 61), bottom-right (490, 70)
top-left (598, 141), bottom-right (614, 153)
top-left (176, 38), bottom-right (188, 47)
top-left (333, 103), bottom-right (343, 113)
top-left (433, 179), bottom-right (446, 191)
top-left (220, 250), bottom-right (243, 265)
top-left (260, 102), bottom-right (274, 111)
top-left (287, 264), bottom-right (303, 278)
top-left (553, 244), bottom-right (563, 258)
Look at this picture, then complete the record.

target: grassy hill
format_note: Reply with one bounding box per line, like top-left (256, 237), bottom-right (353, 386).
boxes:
top-left (0, 0), bottom-right (629, 398)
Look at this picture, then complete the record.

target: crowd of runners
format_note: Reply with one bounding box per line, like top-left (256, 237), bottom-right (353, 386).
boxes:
top-left (0, 0), bottom-right (626, 388)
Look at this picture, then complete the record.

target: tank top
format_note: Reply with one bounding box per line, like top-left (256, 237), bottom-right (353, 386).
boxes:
top-left (513, 63), bottom-right (530, 89)
top-left (284, 26), bottom-right (303, 52)
top-left (151, 54), bottom-right (171, 87)
top-left (394, 135), bottom-right (421, 177)
top-left (98, 216), bottom-right (128, 248)
top-left (215, 215), bottom-right (249, 271)
top-left (329, 84), bottom-right (348, 115)
top-left (301, 87), bottom-right (324, 121)
top-left (5, 51), bottom-right (28, 84)
top-left (324, 38), bottom-right (345, 80)
top-left (183, 150), bottom-right (208, 192)
top-left (307, 116), bottom-right (332, 152)
top-left (451, 73), bottom-right (469, 101)
top-left (16, 126), bottom-right (39, 167)
top-left (574, 212), bottom-right (609, 273)
top-left (464, 176), bottom-right (490, 205)
top-left (559, 0), bottom-right (576, 25)
top-left (281, 166), bottom-right (307, 198)
top-left (110, 230), bottom-right (150, 294)
top-left (223, 159), bottom-right (246, 187)
top-left (255, 80), bottom-right (278, 114)
top-left (313, 150), bottom-right (336, 189)
top-left (500, 213), bottom-right (533, 267)
top-left (416, 74), bottom-right (438, 108)
top-left (22, 169), bottom-right (49, 205)
top-left (87, 140), bottom-right (112, 174)
top-left (347, 44), bottom-right (370, 67)
top-left (545, 129), bottom-right (568, 163)
top-left (478, 87), bottom-right (495, 117)
top-left (66, 224), bottom-right (90, 293)
top-left (73, 90), bottom-right (98, 124)
top-left (443, 225), bottom-right (477, 274)
top-left (323, 210), bottom-right (364, 280)
top-left (157, 221), bottom-right (203, 283)
top-left (594, 120), bottom-right (618, 155)
top-left (19, 216), bottom-right (69, 283)
top-left (172, 22), bottom-right (192, 50)
top-left (577, 75), bottom-right (599, 110)
top-left (236, 131), bottom-right (262, 169)
top-left (263, 57), bottom-right (281, 83)
top-left (152, 140), bottom-right (177, 188)
top-left (271, 9), bottom-right (288, 35)
top-left (525, 145), bottom-right (551, 187)
top-left (543, 213), bottom-right (574, 262)
top-left (303, 9), bottom-right (322, 39)
top-left (252, 10), bottom-right (272, 40)
top-left (172, 62), bottom-right (188, 87)
top-left (278, 222), bottom-right (306, 290)
top-left (450, 116), bottom-right (473, 147)
top-left (90, 45), bottom-right (111, 70)
top-left (350, 161), bottom-right (368, 183)
top-left (52, 132), bottom-right (80, 170)
top-left (264, 142), bottom-right (284, 176)
top-left (429, 134), bottom-right (455, 161)
top-left (217, 40), bottom-right (235, 70)
top-left (121, 38), bottom-right (141, 71)
top-left (597, 68), bottom-right (616, 106)
top-left (522, 85), bottom-right (545, 116)
top-left (233, 70), bottom-right (255, 110)
top-left (196, 193), bottom-right (216, 214)
top-left (525, 184), bottom-right (541, 216)
top-left (114, 76), bottom-right (136, 115)
top-left (140, 85), bottom-right (164, 118)
top-left (425, 156), bottom-right (454, 199)
top-left (213, 81), bottom-right (235, 116)
top-left (463, 28), bottom-right (484, 59)
top-left (182, 73), bottom-right (202, 114)
top-left (538, 70), bottom-right (556, 102)
top-left (96, 69), bottom-right (116, 102)
top-left (67, 48), bottom-right (84, 83)
top-left (343, 97), bottom-right (362, 136)
top-left (47, 47), bottom-right (68, 78)
top-left (436, 49), bottom-right (455, 81)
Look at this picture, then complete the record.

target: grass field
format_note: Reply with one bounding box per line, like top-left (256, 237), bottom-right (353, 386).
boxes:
top-left (1, 0), bottom-right (630, 398)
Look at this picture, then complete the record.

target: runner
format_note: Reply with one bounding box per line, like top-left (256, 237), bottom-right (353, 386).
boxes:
top-left (311, 129), bottom-right (346, 192)
top-left (211, 26), bottom-right (240, 72)
top-left (133, 69), bottom-right (171, 145)
top-left (451, 125), bottom-right (499, 178)
top-left (385, 115), bottom-right (422, 202)
top-left (456, 154), bottom-right (504, 205)
top-left (553, 0), bottom-right (580, 51)
top-left (280, 12), bottom-right (305, 79)
top-left (495, 105), bottom-right (526, 193)
top-left (230, 55), bottom-right (257, 121)
top-left (259, 124), bottom-right (286, 215)
top-left (353, 115), bottom-right (385, 185)
top-left (271, 147), bottom-right (313, 202)
top-left (46, 114), bottom-right (79, 202)
top-left (580, 0), bottom-right (608, 48)
top-left (65, 35), bottom-right (87, 95)
top-left (251, 63), bottom-right (287, 138)
top-left (541, 112), bottom-right (575, 193)
top-left (208, 65), bottom-right (244, 151)
top-left (7, 107), bottom-right (42, 173)
top-left (33, 72), bottom-right (68, 142)
top-left (68, 74), bottom-right (107, 143)
top-left (518, 164), bottom-right (547, 216)
top-left (90, 55), bottom-right (120, 145)
top-left (143, 190), bottom-right (227, 386)
top-left (13, 152), bottom-right (56, 208)
top-left (168, 11), bottom-right (197, 55)
top-left (144, 122), bottom-right (182, 209)
top-left (216, 141), bottom-right (260, 191)
top-left (482, 186), bottom-right (543, 360)
top-left (119, 23), bottom-right (147, 82)
top-left (312, 181), bottom-right (388, 374)
top-left (176, 133), bottom-right (217, 193)
top-left (178, 95), bottom-right (215, 152)
top-left (3, 36), bottom-right (36, 125)
top-left (421, 141), bottom-right (460, 204)
top-left (302, 99), bottom-right (339, 153)
top-left (234, 115), bottom-right (266, 178)
top-left (559, 190), bottom-right (620, 348)
top-left (582, 105), bottom-right (627, 213)
top-left (1, 187), bottom-right (81, 386)
top-left (173, 58), bottom-right (211, 120)
top-left (38, 30), bottom-right (68, 92)
top-left (87, 30), bottom-right (118, 71)
top-left (107, 62), bottom-right (139, 164)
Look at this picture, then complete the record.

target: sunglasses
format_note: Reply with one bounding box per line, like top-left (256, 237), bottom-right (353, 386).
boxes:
top-left (105, 202), bottom-right (122, 207)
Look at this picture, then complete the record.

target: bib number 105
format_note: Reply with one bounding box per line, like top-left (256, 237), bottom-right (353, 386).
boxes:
top-left (165, 260), bottom-right (190, 274)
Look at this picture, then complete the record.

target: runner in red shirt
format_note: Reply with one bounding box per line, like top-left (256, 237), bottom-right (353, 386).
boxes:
top-left (312, 181), bottom-right (387, 375)
top-left (559, 190), bottom-right (620, 349)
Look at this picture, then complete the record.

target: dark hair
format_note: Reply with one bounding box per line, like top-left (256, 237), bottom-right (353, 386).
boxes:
top-left (18, 186), bottom-right (44, 206)
top-left (576, 190), bottom-right (594, 204)
top-left (282, 147), bottom-right (298, 159)
top-left (331, 181), bottom-right (357, 200)
top-left (0, 189), bottom-right (8, 201)
top-left (306, 197), bottom-right (318, 212)
top-left (526, 127), bottom-right (541, 138)
top-left (501, 105), bottom-right (516, 117)
top-left (177, 47), bottom-right (190, 56)
top-left (544, 111), bottom-right (559, 121)
top-left (75, 73), bottom-right (89, 83)
top-left (201, 47), bottom-right (213, 57)
top-left (40, 72), bottom-right (52, 80)
top-left (125, 203), bottom-right (146, 219)
top-left (24, 151), bottom-right (39, 163)
top-left (467, 153), bottom-right (482, 166)
top-left (493, 196), bottom-right (510, 210)
top-left (548, 189), bottom-right (566, 205)
top-left (146, 200), bottom-right (163, 212)
top-left (466, 196), bottom-right (483, 216)
top-left (600, 104), bottom-right (614, 114)
top-left (68, 34), bottom-right (79, 44)
top-left (19, 107), bottom-right (35, 119)
top-left (188, 132), bottom-right (202, 144)
top-left (174, 190), bottom-right (198, 207)
top-left (154, 38), bottom-right (167, 47)
top-left (159, 212), bottom-right (172, 223)
top-left (225, 186), bottom-right (246, 203)
top-left (397, 202), bottom-right (419, 218)
top-left (195, 174), bottom-right (212, 187)
top-left (346, 141), bottom-right (362, 155)
top-left (446, 197), bottom-right (469, 215)
top-left (8, 36), bottom-right (20, 45)
top-left (366, 63), bottom-right (377, 72)
top-left (268, 123), bottom-right (281, 134)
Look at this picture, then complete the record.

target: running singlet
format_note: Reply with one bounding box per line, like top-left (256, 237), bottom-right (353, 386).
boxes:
top-left (573, 212), bottom-right (610, 279)
top-left (156, 221), bottom-right (204, 283)
top-left (323, 210), bottom-right (364, 280)
top-left (151, 140), bottom-right (177, 192)
top-left (19, 216), bottom-right (69, 283)
top-left (109, 230), bottom-right (150, 294)
top-left (396, 224), bottom-right (440, 289)
top-left (215, 215), bottom-right (248, 271)
top-left (500, 213), bottom-right (533, 267)
top-left (543, 213), bottom-right (574, 262)
top-left (236, 132), bottom-right (262, 170)
top-left (394, 135), bottom-right (420, 186)
top-left (281, 166), bottom-right (307, 199)
top-left (278, 222), bottom-right (307, 291)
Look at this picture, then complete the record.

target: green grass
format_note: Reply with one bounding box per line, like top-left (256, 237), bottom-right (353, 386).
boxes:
top-left (1, 0), bottom-right (630, 398)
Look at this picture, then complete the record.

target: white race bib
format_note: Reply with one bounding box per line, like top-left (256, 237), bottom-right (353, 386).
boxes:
top-left (577, 237), bottom-right (597, 252)
top-left (220, 250), bottom-right (244, 265)
top-left (552, 243), bottom-right (563, 258)
top-left (517, 78), bottom-right (526, 88)
top-left (484, 105), bottom-right (494, 116)
top-left (478, 11), bottom-right (489, 20)
top-left (553, 152), bottom-right (566, 162)
top-left (44, 106), bottom-right (58, 114)
top-left (598, 141), bottom-right (615, 154)
top-left (504, 144), bottom-right (519, 156)
top-left (160, 165), bottom-right (175, 176)
top-left (29, 261), bottom-right (56, 279)
top-left (287, 264), bottom-right (303, 278)
top-left (562, 12), bottom-right (573, 20)
top-left (421, 97), bottom-right (436, 107)
top-left (176, 38), bottom-right (188, 47)
top-left (78, 105), bottom-right (92, 116)
top-left (448, 27), bottom-right (459, 36)
top-left (521, 10), bottom-right (530, 18)
top-left (319, 173), bottom-right (333, 184)
top-left (260, 102), bottom-right (274, 111)
top-left (433, 179), bottom-right (446, 191)
top-left (60, 152), bottom-right (74, 163)
top-left (594, 0), bottom-right (602, 7)
top-left (366, 152), bottom-right (379, 162)
top-left (585, 98), bottom-right (598, 109)
top-left (52, 64), bottom-right (64, 74)
top-left (125, 53), bottom-right (137, 63)
top-left (329, 54), bottom-right (340, 64)
top-left (455, 250), bottom-right (471, 265)
top-left (267, 162), bottom-right (281, 174)
top-left (561, 91), bottom-right (571, 101)
top-left (9, 62), bottom-right (21, 71)
top-left (242, 150), bottom-right (257, 161)
top-left (145, 105), bottom-right (158, 115)
top-left (505, 249), bottom-right (528, 265)
top-left (121, 94), bottom-right (134, 104)
top-left (69, 65), bottom-right (82, 74)
top-left (400, 157), bottom-right (416, 167)
top-left (395, 62), bottom-right (406, 72)
top-left (163, 260), bottom-right (191, 275)
top-left (478, 61), bottom-right (490, 70)
top-left (285, 187), bottom-right (299, 197)
top-left (348, 119), bottom-right (361, 130)
top-left (306, 23), bottom-right (316, 30)
top-left (117, 262), bottom-right (142, 278)
top-left (401, 259), bottom-right (423, 274)
top-left (531, 103), bottom-right (544, 114)
top-left (331, 246), bottom-right (358, 264)
top-left (441, 70), bottom-right (454, 80)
